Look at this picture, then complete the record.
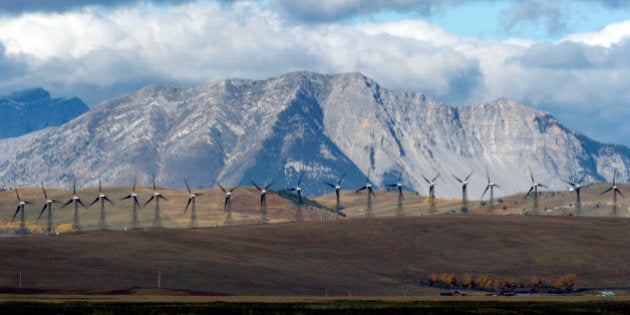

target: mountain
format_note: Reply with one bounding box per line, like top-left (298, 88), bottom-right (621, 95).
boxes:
top-left (0, 72), bottom-right (627, 198)
top-left (0, 88), bottom-right (89, 139)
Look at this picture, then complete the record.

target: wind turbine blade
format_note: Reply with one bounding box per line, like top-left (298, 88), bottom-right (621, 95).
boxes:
top-left (41, 182), bottom-right (48, 199)
top-left (539, 184), bottom-right (548, 189)
top-left (298, 191), bottom-right (303, 204)
top-left (370, 188), bottom-right (376, 198)
top-left (73, 178), bottom-right (77, 195)
top-left (600, 187), bottom-right (613, 196)
top-left (184, 179), bottom-right (191, 194)
top-left (104, 196), bottom-right (115, 205)
top-left (465, 171), bottom-right (473, 181)
top-left (61, 199), bottom-right (73, 209)
top-left (143, 196), bottom-right (155, 207)
top-left (265, 181), bottom-right (274, 190)
top-left (217, 183), bottom-right (227, 193)
top-left (288, 188), bottom-right (297, 191)
top-left (77, 199), bottom-right (87, 208)
top-left (529, 168), bottom-right (535, 184)
top-left (398, 170), bottom-right (403, 181)
top-left (224, 197), bottom-right (229, 211)
top-left (481, 185), bottom-right (490, 199)
top-left (616, 188), bottom-right (624, 198)
top-left (121, 195), bottom-right (132, 200)
top-left (485, 167), bottom-right (490, 183)
top-left (230, 186), bottom-right (239, 192)
top-left (386, 183), bottom-right (398, 187)
top-left (324, 181), bottom-right (336, 188)
top-left (578, 173), bottom-right (587, 184)
top-left (250, 181), bottom-right (261, 191)
top-left (494, 184), bottom-right (501, 189)
top-left (89, 197), bottom-right (100, 207)
top-left (564, 180), bottom-right (576, 188)
top-left (432, 173), bottom-right (440, 182)
top-left (184, 198), bottom-right (192, 214)
top-left (133, 197), bottom-right (142, 209)
top-left (14, 189), bottom-right (20, 201)
top-left (12, 206), bottom-right (20, 222)
top-left (152, 175), bottom-right (157, 191)
top-left (159, 195), bottom-right (168, 201)
top-left (356, 186), bottom-right (367, 193)
top-left (421, 175), bottom-right (430, 184)
top-left (297, 173), bottom-right (304, 186)
top-left (452, 175), bottom-right (463, 183)
top-left (132, 178), bottom-right (137, 192)
top-left (38, 204), bottom-right (48, 219)
top-left (338, 173), bottom-right (346, 185)
top-left (525, 187), bottom-right (534, 199)
top-left (98, 178), bottom-right (102, 193)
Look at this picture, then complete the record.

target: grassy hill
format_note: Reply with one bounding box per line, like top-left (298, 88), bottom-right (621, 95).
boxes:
top-left (0, 215), bottom-right (628, 295)
top-left (0, 183), bottom-right (626, 232)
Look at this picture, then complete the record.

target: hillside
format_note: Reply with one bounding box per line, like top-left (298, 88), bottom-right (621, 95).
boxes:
top-left (0, 72), bottom-right (627, 198)
top-left (0, 215), bottom-right (628, 296)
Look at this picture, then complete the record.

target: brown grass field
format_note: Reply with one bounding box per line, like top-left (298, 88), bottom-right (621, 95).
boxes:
top-left (0, 183), bottom-right (627, 299)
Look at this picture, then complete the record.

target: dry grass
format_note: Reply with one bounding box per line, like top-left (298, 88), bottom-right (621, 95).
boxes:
top-left (0, 215), bottom-right (628, 296)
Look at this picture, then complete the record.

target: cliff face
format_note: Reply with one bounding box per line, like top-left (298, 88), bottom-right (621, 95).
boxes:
top-left (0, 73), bottom-right (627, 198)
top-left (0, 88), bottom-right (88, 139)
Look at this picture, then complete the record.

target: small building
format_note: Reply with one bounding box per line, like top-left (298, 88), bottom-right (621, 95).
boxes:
top-left (599, 291), bottom-right (615, 296)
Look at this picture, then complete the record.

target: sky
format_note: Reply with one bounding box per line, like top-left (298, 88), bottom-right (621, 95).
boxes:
top-left (0, 0), bottom-right (628, 146)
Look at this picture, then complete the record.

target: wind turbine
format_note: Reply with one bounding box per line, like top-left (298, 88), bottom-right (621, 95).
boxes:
top-left (564, 173), bottom-right (587, 216)
top-left (324, 173), bottom-right (346, 214)
top-left (184, 179), bottom-right (202, 229)
top-left (12, 188), bottom-right (31, 236)
top-left (144, 176), bottom-right (168, 228)
top-left (89, 178), bottom-right (114, 230)
top-left (453, 171), bottom-right (473, 213)
top-left (121, 178), bottom-right (142, 229)
top-left (386, 170), bottom-right (404, 217)
top-left (61, 179), bottom-right (86, 232)
top-left (422, 172), bottom-right (440, 214)
top-left (287, 173), bottom-right (305, 222)
top-left (252, 180), bottom-right (273, 224)
top-left (217, 182), bottom-right (238, 226)
top-left (356, 169), bottom-right (376, 218)
top-left (600, 174), bottom-right (624, 217)
top-left (481, 168), bottom-right (500, 215)
top-left (525, 169), bottom-right (547, 215)
top-left (38, 184), bottom-right (59, 235)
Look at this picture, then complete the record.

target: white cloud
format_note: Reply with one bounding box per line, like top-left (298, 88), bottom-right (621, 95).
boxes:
top-left (562, 19), bottom-right (630, 47)
top-left (0, 1), bottom-right (628, 146)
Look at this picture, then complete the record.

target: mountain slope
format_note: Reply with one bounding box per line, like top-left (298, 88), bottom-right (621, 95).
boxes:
top-left (0, 72), bottom-right (627, 198)
top-left (0, 88), bottom-right (88, 139)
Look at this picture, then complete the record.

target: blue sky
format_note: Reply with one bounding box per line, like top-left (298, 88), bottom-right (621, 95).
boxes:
top-left (0, 0), bottom-right (628, 146)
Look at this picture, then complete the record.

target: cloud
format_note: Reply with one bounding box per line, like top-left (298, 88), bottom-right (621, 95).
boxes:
top-left (0, 1), bottom-right (628, 146)
top-left (0, 0), bottom-right (195, 14)
top-left (272, 0), bottom-right (468, 23)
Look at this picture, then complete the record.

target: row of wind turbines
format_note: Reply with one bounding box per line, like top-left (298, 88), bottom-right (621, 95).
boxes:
top-left (6, 167), bottom-right (626, 236)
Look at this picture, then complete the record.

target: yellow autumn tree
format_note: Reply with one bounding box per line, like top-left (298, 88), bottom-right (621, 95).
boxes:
top-left (554, 274), bottom-right (578, 291)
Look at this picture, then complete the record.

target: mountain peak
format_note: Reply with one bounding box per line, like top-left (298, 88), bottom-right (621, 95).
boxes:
top-left (7, 87), bottom-right (51, 103)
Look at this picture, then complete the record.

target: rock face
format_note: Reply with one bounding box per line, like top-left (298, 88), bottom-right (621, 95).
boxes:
top-left (0, 88), bottom-right (88, 139)
top-left (0, 72), bottom-right (627, 198)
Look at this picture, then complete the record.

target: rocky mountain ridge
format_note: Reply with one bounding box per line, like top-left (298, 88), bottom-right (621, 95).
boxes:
top-left (0, 72), bottom-right (627, 198)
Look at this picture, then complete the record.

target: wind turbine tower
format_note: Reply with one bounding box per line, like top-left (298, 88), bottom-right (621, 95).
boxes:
top-left (218, 183), bottom-right (238, 226)
top-left (387, 170), bottom-right (404, 217)
top-left (12, 188), bottom-right (31, 236)
top-left (356, 170), bottom-right (376, 218)
top-left (121, 178), bottom-right (142, 229)
top-left (453, 172), bottom-right (473, 213)
top-left (38, 184), bottom-right (58, 235)
top-left (144, 176), bottom-right (168, 228)
top-left (600, 175), bottom-right (624, 217)
top-left (288, 173), bottom-right (305, 222)
top-left (481, 168), bottom-right (500, 215)
top-left (525, 169), bottom-right (547, 215)
top-left (184, 179), bottom-right (202, 229)
top-left (61, 179), bottom-right (86, 232)
top-left (422, 173), bottom-right (440, 214)
top-left (89, 178), bottom-right (114, 230)
top-left (565, 174), bottom-right (587, 216)
top-left (324, 173), bottom-right (346, 214)
top-left (252, 181), bottom-right (272, 224)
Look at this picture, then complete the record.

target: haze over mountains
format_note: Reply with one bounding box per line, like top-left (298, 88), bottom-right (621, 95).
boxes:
top-left (0, 72), bottom-right (627, 198)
